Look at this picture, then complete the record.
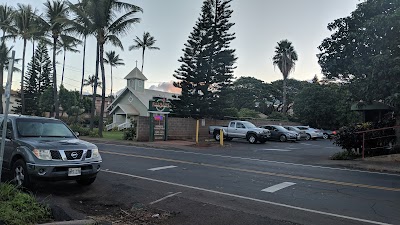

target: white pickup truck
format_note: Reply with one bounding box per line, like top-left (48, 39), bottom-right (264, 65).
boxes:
top-left (209, 121), bottom-right (271, 144)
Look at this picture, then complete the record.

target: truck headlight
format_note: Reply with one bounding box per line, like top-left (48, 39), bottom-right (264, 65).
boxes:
top-left (33, 149), bottom-right (52, 160)
top-left (91, 148), bottom-right (101, 159)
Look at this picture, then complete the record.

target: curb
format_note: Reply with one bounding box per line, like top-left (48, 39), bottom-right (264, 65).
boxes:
top-left (38, 219), bottom-right (97, 225)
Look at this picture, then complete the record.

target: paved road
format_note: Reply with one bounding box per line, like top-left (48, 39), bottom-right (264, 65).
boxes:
top-left (39, 140), bottom-right (400, 225)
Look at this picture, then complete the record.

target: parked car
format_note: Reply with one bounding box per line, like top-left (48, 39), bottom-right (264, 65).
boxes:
top-left (259, 125), bottom-right (299, 142)
top-left (295, 126), bottom-right (323, 140)
top-left (0, 115), bottom-right (102, 188)
top-left (320, 129), bottom-right (337, 139)
top-left (210, 121), bottom-right (271, 144)
top-left (283, 126), bottom-right (307, 140)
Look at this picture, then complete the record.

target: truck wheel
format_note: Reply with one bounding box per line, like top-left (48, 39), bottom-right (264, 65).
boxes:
top-left (279, 135), bottom-right (287, 142)
top-left (305, 134), bottom-right (311, 141)
top-left (12, 159), bottom-right (32, 188)
top-left (76, 177), bottom-right (97, 186)
top-left (214, 133), bottom-right (221, 141)
top-left (248, 134), bottom-right (257, 144)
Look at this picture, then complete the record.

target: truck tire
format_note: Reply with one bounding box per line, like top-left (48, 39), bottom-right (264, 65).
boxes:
top-left (214, 133), bottom-right (221, 141)
top-left (12, 159), bottom-right (33, 188)
top-left (248, 134), bottom-right (257, 144)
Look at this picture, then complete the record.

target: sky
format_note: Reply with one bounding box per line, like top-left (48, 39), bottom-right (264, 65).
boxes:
top-left (5, 0), bottom-right (360, 94)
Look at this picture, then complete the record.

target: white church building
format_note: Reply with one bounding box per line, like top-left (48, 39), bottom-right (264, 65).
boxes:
top-left (106, 67), bottom-right (176, 130)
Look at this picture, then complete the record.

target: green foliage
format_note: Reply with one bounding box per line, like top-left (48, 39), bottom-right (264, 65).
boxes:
top-left (123, 120), bottom-right (137, 140)
top-left (89, 130), bottom-right (99, 138)
top-left (69, 124), bottom-right (90, 136)
top-left (294, 84), bottom-right (360, 129)
top-left (318, 0), bottom-right (400, 113)
top-left (334, 116), bottom-right (396, 156)
top-left (268, 111), bottom-right (288, 121)
top-left (330, 151), bottom-right (359, 160)
top-left (59, 85), bottom-right (79, 116)
top-left (14, 42), bottom-right (53, 115)
top-left (238, 108), bottom-right (260, 118)
top-left (173, 0), bottom-right (236, 118)
top-left (39, 88), bottom-right (54, 113)
top-left (222, 107), bottom-right (239, 118)
top-left (0, 183), bottom-right (51, 225)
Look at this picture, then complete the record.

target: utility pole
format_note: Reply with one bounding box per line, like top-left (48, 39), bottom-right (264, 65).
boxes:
top-left (0, 50), bottom-right (15, 182)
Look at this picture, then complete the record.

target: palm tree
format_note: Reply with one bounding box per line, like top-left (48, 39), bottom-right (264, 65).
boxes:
top-left (69, 0), bottom-right (142, 137)
top-left (13, 4), bottom-right (40, 115)
top-left (0, 4), bottom-right (16, 42)
top-left (57, 34), bottom-right (81, 85)
top-left (104, 50), bottom-right (124, 96)
top-left (43, 0), bottom-right (69, 119)
top-left (65, 1), bottom-right (93, 99)
top-left (272, 39), bottom-right (298, 114)
top-left (84, 74), bottom-right (102, 95)
top-left (129, 31), bottom-right (159, 73)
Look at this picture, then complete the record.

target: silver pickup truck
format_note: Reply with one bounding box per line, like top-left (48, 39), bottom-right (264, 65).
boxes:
top-left (210, 121), bottom-right (271, 144)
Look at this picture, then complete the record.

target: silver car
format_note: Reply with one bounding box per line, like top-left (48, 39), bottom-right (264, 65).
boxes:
top-left (284, 126), bottom-right (307, 140)
top-left (295, 126), bottom-right (324, 140)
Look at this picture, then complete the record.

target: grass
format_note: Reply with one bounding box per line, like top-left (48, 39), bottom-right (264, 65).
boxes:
top-left (331, 150), bottom-right (359, 160)
top-left (90, 128), bottom-right (124, 140)
top-left (0, 183), bottom-right (51, 225)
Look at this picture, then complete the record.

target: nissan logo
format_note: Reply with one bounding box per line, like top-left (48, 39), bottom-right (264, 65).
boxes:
top-left (71, 152), bottom-right (79, 159)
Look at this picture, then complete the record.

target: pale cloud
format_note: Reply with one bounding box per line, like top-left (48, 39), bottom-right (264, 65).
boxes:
top-left (149, 81), bottom-right (181, 94)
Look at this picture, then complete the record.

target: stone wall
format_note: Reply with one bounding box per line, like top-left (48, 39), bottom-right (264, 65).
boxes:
top-left (136, 116), bottom-right (300, 142)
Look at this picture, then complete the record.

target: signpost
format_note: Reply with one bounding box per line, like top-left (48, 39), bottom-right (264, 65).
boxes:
top-left (148, 97), bottom-right (171, 141)
top-left (0, 51), bottom-right (15, 182)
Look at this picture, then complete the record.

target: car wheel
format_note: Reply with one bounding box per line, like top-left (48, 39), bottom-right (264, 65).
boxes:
top-left (12, 159), bottom-right (32, 188)
top-left (279, 135), bottom-right (287, 142)
top-left (248, 134), bottom-right (257, 144)
top-left (323, 133), bottom-right (329, 139)
top-left (305, 134), bottom-right (311, 141)
top-left (214, 133), bottom-right (221, 141)
top-left (76, 177), bottom-right (96, 186)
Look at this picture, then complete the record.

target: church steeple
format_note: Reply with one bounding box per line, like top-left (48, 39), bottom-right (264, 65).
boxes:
top-left (124, 66), bottom-right (147, 92)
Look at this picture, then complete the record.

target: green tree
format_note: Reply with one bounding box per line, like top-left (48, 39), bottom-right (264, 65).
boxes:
top-left (129, 31), bottom-right (159, 73)
top-left (317, 0), bottom-right (400, 137)
top-left (59, 85), bottom-right (78, 117)
top-left (238, 108), bottom-right (260, 118)
top-left (104, 50), bottom-right (124, 96)
top-left (84, 74), bottom-right (102, 95)
top-left (173, 0), bottom-right (237, 118)
top-left (13, 4), bottom-right (40, 114)
top-left (270, 79), bottom-right (310, 113)
top-left (68, 0), bottom-right (142, 137)
top-left (57, 34), bottom-right (81, 86)
top-left (272, 40), bottom-right (298, 115)
top-left (14, 41), bottom-right (53, 115)
top-left (39, 88), bottom-right (54, 114)
top-left (43, 0), bottom-right (70, 119)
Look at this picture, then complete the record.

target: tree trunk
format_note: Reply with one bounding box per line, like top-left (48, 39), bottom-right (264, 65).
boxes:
top-left (21, 39), bottom-right (27, 115)
top-left (98, 43), bottom-right (106, 138)
top-left (396, 113), bottom-right (400, 147)
top-left (141, 47), bottom-right (145, 73)
top-left (282, 78), bottom-right (287, 114)
top-left (80, 36), bottom-right (86, 99)
top-left (61, 48), bottom-right (66, 86)
top-left (90, 44), bottom-right (100, 131)
top-left (0, 68), bottom-right (3, 114)
top-left (53, 36), bottom-right (59, 119)
top-left (110, 66), bottom-right (113, 97)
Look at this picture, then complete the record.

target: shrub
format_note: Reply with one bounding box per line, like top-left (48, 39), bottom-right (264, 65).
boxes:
top-left (89, 131), bottom-right (99, 138)
top-left (0, 183), bottom-right (51, 225)
top-left (331, 150), bottom-right (359, 160)
top-left (268, 111), bottom-right (288, 121)
top-left (123, 120), bottom-right (137, 140)
top-left (238, 108), bottom-right (260, 118)
top-left (69, 124), bottom-right (90, 136)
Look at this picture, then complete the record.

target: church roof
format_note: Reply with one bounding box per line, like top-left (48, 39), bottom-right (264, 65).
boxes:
top-left (124, 67), bottom-right (148, 81)
top-left (109, 103), bottom-right (140, 115)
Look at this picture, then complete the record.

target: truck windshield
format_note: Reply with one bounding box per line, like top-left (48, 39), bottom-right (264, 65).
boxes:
top-left (16, 119), bottom-right (75, 138)
top-left (242, 122), bottom-right (256, 128)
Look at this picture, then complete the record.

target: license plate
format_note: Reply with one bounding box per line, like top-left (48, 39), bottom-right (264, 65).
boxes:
top-left (68, 168), bottom-right (81, 176)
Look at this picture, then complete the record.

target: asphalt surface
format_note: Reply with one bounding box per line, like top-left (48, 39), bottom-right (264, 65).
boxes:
top-left (36, 139), bottom-right (400, 225)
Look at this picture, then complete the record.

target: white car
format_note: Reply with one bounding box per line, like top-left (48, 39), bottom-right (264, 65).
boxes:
top-left (295, 126), bottom-right (324, 140)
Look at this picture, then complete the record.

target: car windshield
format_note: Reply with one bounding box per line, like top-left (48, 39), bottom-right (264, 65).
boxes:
top-left (242, 122), bottom-right (256, 128)
top-left (274, 126), bottom-right (289, 132)
top-left (16, 119), bottom-right (75, 138)
top-left (289, 126), bottom-right (301, 132)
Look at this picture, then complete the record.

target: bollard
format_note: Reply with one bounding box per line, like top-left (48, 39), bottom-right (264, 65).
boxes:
top-left (220, 129), bottom-right (224, 146)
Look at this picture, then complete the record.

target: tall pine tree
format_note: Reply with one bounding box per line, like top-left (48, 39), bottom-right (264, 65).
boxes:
top-left (14, 42), bottom-right (53, 115)
top-left (173, 0), bottom-right (236, 118)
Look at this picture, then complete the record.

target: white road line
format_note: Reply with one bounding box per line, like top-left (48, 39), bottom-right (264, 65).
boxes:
top-left (97, 143), bottom-right (400, 177)
top-left (286, 147), bottom-right (300, 150)
top-left (261, 149), bottom-right (292, 152)
top-left (102, 170), bottom-right (392, 225)
top-left (261, 182), bottom-right (296, 193)
top-left (300, 143), bottom-right (313, 146)
top-left (148, 165), bottom-right (177, 171)
top-left (149, 192), bottom-right (182, 205)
